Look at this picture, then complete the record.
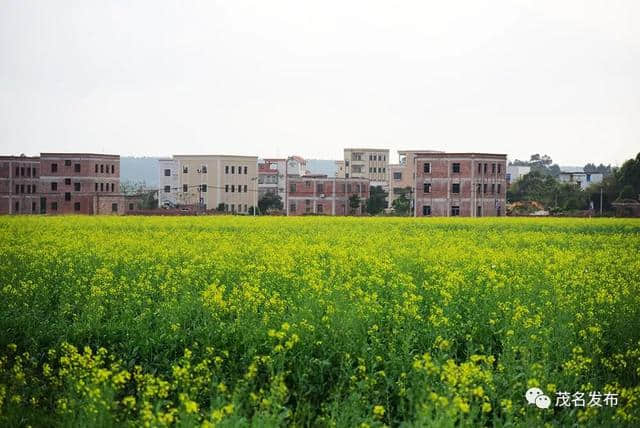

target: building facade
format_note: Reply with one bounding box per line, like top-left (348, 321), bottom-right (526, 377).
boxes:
top-left (337, 148), bottom-right (389, 187)
top-left (388, 150), bottom-right (444, 207)
top-left (0, 156), bottom-right (41, 214)
top-left (1, 153), bottom-right (122, 215)
top-left (286, 175), bottom-right (369, 215)
top-left (414, 153), bottom-right (507, 217)
top-left (158, 155), bottom-right (259, 213)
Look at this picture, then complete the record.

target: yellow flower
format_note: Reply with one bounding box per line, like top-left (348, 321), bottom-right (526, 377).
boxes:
top-left (373, 405), bottom-right (385, 418)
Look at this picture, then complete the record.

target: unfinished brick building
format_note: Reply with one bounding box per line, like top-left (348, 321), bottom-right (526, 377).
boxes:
top-left (414, 153), bottom-right (507, 217)
top-left (0, 153), bottom-right (123, 215)
top-left (286, 175), bottom-right (369, 215)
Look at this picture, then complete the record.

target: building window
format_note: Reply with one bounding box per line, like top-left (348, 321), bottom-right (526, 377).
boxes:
top-left (451, 205), bottom-right (460, 216)
top-left (20, 184), bottom-right (24, 193)
top-left (15, 201), bottom-right (19, 212)
top-left (497, 183), bottom-right (501, 194)
top-left (95, 164), bottom-right (99, 173)
top-left (476, 183), bottom-right (481, 193)
top-left (15, 184), bottom-right (19, 194)
top-left (484, 163), bottom-right (487, 174)
top-left (231, 185), bottom-right (235, 192)
top-left (498, 164), bottom-right (502, 174)
top-left (129, 203), bottom-right (134, 210)
top-left (317, 183), bottom-right (324, 193)
top-left (183, 184), bottom-right (188, 193)
top-left (164, 169), bottom-right (171, 176)
top-left (64, 192), bottom-right (70, 201)
top-left (99, 182), bottom-right (103, 192)
top-left (383, 167), bottom-right (386, 173)
top-left (32, 202), bottom-right (36, 212)
top-left (65, 160), bottom-right (71, 166)
top-left (492, 163), bottom-right (496, 173)
top-left (244, 166), bottom-right (248, 174)
top-left (317, 204), bottom-right (323, 214)
top-left (74, 183), bottom-right (81, 191)
top-left (452, 183), bottom-right (460, 193)
top-left (74, 163), bottom-right (81, 173)
top-left (423, 163), bottom-right (431, 173)
top-left (491, 183), bottom-right (495, 194)
top-left (15, 166), bottom-right (19, 176)
top-left (164, 185), bottom-right (170, 193)
top-left (393, 172), bottom-right (402, 180)
top-left (231, 166), bottom-right (235, 174)
top-left (33, 167), bottom-right (37, 176)
top-left (111, 183), bottom-right (114, 192)
top-left (201, 184), bottom-right (207, 192)
top-left (225, 165), bottom-right (229, 174)
top-left (100, 164), bottom-right (104, 173)
top-left (423, 205), bottom-right (431, 215)
top-left (225, 185), bottom-right (229, 193)
top-left (290, 203), bottom-right (296, 212)
top-left (52, 163), bottom-right (58, 173)
top-left (201, 165), bottom-right (207, 173)
top-left (32, 184), bottom-right (36, 193)
top-left (51, 202), bottom-right (58, 211)
top-left (483, 183), bottom-right (488, 194)
top-left (51, 182), bottom-right (57, 191)
top-left (26, 184), bottom-right (31, 194)
top-left (26, 167), bottom-right (30, 177)
top-left (290, 183), bottom-right (296, 193)
top-left (74, 202), bottom-right (81, 211)
top-left (237, 166), bottom-right (242, 174)
top-left (111, 203), bottom-right (117, 212)
top-left (305, 181), bottom-right (311, 188)
top-left (243, 184), bottom-right (247, 193)
top-left (423, 183), bottom-right (431, 193)
top-left (111, 165), bottom-right (115, 174)
top-left (452, 163), bottom-right (460, 173)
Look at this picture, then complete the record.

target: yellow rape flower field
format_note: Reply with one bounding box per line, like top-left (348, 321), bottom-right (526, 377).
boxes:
top-left (1, 216), bottom-right (639, 427)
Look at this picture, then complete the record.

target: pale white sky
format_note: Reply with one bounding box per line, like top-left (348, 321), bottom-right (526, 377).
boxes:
top-left (1, 0), bottom-right (638, 165)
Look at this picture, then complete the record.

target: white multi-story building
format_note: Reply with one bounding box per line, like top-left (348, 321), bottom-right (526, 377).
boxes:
top-left (158, 158), bottom-right (180, 207)
top-left (558, 171), bottom-right (603, 190)
top-left (506, 165), bottom-right (531, 185)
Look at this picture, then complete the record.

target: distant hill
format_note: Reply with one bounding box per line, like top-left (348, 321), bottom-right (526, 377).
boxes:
top-left (121, 157), bottom-right (160, 187)
top-left (306, 159), bottom-right (338, 176)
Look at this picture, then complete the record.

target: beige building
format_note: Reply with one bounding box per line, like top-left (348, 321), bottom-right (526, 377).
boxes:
top-left (160, 155), bottom-right (258, 213)
top-left (336, 148), bottom-right (389, 187)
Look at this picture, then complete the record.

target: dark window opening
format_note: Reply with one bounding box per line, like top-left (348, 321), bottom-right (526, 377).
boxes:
top-left (452, 183), bottom-right (460, 193)
top-left (452, 163), bottom-right (460, 173)
top-left (451, 206), bottom-right (460, 216)
top-left (423, 205), bottom-right (431, 215)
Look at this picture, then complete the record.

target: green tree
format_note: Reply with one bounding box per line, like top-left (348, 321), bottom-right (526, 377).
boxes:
top-left (391, 192), bottom-right (411, 216)
top-left (366, 186), bottom-right (388, 215)
top-left (258, 192), bottom-right (283, 214)
top-left (615, 153), bottom-right (640, 198)
top-left (619, 185), bottom-right (636, 200)
top-left (348, 194), bottom-right (361, 215)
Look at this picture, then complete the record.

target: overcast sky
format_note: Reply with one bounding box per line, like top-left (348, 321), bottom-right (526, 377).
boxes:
top-left (1, 1), bottom-right (638, 165)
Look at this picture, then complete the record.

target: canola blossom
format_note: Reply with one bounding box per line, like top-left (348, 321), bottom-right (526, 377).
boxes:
top-left (0, 216), bottom-right (639, 427)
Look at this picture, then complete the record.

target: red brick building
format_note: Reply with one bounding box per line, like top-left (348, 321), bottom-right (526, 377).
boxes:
top-left (414, 153), bottom-right (507, 217)
top-left (0, 153), bottom-right (123, 215)
top-left (286, 175), bottom-right (369, 215)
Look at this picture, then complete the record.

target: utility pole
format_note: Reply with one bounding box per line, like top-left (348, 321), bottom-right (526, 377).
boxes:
top-left (600, 186), bottom-right (603, 216)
